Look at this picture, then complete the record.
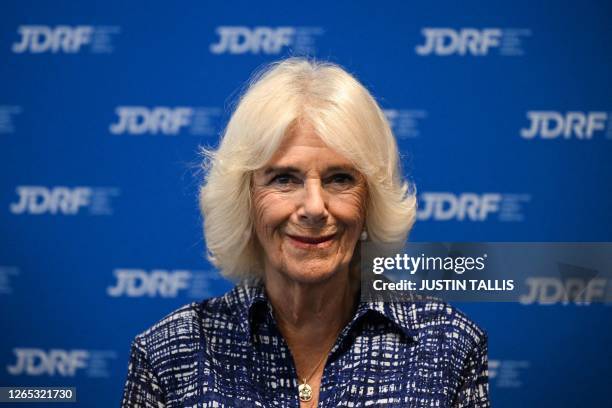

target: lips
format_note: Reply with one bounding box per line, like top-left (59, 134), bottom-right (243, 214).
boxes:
top-left (287, 234), bottom-right (335, 244)
top-left (286, 233), bottom-right (336, 247)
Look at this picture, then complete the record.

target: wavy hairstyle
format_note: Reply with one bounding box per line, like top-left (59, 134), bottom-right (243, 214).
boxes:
top-left (199, 58), bottom-right (416, 281)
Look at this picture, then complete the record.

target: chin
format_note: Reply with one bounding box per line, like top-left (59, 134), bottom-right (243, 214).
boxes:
top-left (281, 260), bottom-right (344, 284)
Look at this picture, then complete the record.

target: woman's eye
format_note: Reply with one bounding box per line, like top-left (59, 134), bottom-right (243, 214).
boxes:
top-left (327, 173), bottom-right (355, 186)
top-left (270, 174), bottom-right (300, 186)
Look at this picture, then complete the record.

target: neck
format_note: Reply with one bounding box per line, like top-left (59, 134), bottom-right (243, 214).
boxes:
top-left (266, 266), bottom-right (357, 330)
top-left (264, 265), bottom-right (359, 357)
top-left (263, 265), bottom-right (359, 406)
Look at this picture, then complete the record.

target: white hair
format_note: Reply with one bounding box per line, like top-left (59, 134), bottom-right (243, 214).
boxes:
top-left (199, 57), bottom-right (417, 281)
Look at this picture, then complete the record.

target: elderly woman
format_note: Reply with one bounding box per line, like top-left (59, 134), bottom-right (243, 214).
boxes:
top-left (121, 58), bottom-right (489, 407)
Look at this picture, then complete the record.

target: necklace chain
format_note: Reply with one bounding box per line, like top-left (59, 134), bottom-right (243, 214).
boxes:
top-left (301, 345), bottom-right (331, 384)
top-left (299, 326), bottom-right (340, 383)
top-left (296, 329), bottom-right (341, 404)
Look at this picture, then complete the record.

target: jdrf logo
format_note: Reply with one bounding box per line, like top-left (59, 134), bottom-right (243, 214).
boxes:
top-left (110, 106), bottom-right (220, 135)
top-left (417, 192), bottom-right (530, 222)
top-left (520, 111), bottom-right (609, 140)
top-left (520, 277), bottom-right (608, 305)
top-left (416, 28), bottom-right (501, 56)
top-left (10, 186), bottom-right (90, 214)
top-left (110, 106), bottom-right (193, 135)
top-left (12, 25), bottom-right (92, 53)
top-left (416, 28), bottom-right (531, 56)
top-left (211, 26), bottom-right (293, 54)
top-left (12, 25), bottom-right (119, 54)
top-left (210, 26), bottom-right (323, 55)
top-left (107, 269), bottom-right (192, 297)
top-left (7, 349), bottom-right (89, 376)
top-left (9, 186), bottom-right (119, 215)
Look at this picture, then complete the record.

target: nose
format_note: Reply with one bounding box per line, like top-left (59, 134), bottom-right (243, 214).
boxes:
top-left (297, 179), bottom-right (329, 225)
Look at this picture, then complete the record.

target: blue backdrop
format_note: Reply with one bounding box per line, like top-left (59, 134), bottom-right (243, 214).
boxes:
top-left (1, 1), bottom-right (611, 406)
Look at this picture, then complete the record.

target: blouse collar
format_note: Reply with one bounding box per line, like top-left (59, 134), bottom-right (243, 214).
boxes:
top-left (225, 282), bottom-right (420, 343)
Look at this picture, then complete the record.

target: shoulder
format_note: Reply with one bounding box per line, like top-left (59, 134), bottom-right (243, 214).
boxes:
top-left (131, 302), bottom-right (200, 351)
top-left (123, 288), bottom-right (249, 404)
top-left (416, 300), bottom-right (486, 341)
top-left (381, 298), bottom-right (487, 354)
top-left (131, 287), bottom-right (242, 360)
top-left (410, 299), bottom-right (487, 358)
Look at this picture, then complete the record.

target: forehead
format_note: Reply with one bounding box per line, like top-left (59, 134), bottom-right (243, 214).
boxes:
top-left (267, 122), bottom-right (354, 169)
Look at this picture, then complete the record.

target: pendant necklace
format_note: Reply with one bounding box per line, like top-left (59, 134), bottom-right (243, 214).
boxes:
top-left (297, 339), bottom-right (336, 403)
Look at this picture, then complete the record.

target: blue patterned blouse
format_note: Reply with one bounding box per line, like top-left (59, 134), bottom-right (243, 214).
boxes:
top-left (121, 283), bottom-right (490, 407)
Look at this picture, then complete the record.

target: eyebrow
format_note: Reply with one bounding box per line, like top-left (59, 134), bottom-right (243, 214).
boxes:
top-left (326, 165), bottom-right (358, 174)
top-left (262, 165), bottom-right (358, 176)
top-left (262, 166), bottom-right (301, 175)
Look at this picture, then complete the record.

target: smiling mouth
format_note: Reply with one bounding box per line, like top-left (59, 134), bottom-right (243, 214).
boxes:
top-left (286, 233), bottom-right (336, 247)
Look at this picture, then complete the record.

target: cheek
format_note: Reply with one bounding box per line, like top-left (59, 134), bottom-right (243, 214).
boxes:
top-left (330, 186), bottom-right (368, 234)
top-left (251, 189), bottom-right (293, 238)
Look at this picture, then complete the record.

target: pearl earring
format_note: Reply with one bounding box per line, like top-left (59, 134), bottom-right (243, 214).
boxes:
top-left (360, 229), bottom-right (368, 241)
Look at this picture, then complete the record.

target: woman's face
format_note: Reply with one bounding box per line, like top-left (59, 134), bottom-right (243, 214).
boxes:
top-left (251, 122), bottom-right (368, 284)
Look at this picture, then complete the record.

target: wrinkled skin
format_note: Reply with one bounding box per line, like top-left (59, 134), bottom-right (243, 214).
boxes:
top-left (251, 121), bottom-right (368, 285)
